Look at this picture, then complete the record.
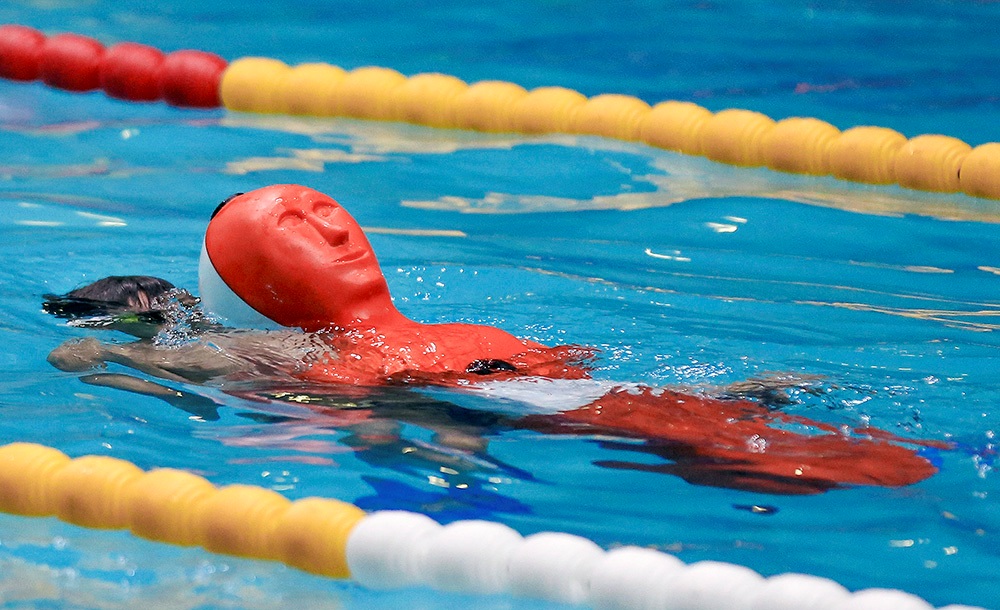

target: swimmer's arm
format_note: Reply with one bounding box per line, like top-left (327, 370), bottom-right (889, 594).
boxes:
top-left (105, 340), bottom-right (246, 383)
top-left (79, 372), bottom-right (221, 420)
top-left (48, 337), bottom-right (243, 383)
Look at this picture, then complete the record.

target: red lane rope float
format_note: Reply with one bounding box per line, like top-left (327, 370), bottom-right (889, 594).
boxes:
top-left (4, 24), bottom-right (1000, 199)
top-left (100, 42), bottom-right (166, 102)
top-left (0, 24), bottom-right (225, 107)
top-left (39, 32), bottom-right (105, 92)
top-left (161, 49), bottom-right (228, 108)
top-left (0, 24), bottom-right (47, 81)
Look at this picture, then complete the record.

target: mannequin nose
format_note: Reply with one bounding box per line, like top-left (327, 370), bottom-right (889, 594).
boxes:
top-left (309, 217), bottom-right (350, 247)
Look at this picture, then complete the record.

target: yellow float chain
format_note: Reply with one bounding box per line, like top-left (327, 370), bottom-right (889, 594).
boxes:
top-left (0, 442), bottom-right (363, 578)
top-left (219, 57), bottom-right (1000, 200)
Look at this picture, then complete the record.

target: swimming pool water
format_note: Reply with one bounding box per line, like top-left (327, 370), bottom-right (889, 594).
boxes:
top-left (2, 1), bottom-right (999, 608)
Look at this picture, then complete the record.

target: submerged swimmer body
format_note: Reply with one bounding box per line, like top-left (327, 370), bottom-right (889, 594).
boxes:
top-left (47, 184), bottom-right (944, 495)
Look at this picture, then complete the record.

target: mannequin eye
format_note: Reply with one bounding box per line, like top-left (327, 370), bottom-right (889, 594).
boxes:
top-left (313, 203), bottom-right (335, 218)
top-left (211, 192), bottom-right (244, 219)
top-left (278, 211), bottom-right (305, 227)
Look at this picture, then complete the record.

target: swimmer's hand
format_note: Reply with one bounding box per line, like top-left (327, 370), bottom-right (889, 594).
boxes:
top-left (47, 337), bottom-right (108, 372)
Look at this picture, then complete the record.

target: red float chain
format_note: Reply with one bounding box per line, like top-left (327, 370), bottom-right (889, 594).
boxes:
top-left (0, 24), bottom-right (226, 108)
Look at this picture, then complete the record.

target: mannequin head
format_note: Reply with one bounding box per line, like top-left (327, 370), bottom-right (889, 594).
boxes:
top-left (200, 184), bottom-right (398, 331)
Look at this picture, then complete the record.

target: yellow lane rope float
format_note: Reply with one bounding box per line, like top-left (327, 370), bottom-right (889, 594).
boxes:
top-left (217, 56), bottom-right (1000, 200)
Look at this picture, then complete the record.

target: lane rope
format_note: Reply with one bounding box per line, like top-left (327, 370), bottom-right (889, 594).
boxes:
top-left (0, 442), bottom-right (984, 609)
top-left (2, 24), bottom-right (1000, 200)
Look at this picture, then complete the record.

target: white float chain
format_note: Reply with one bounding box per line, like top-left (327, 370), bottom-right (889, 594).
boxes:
top-left (344, 510), bottom-right (985, 610)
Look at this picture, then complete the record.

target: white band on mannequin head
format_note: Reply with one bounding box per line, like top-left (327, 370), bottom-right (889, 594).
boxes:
top-left (198, 242), bottom-right (284, 330)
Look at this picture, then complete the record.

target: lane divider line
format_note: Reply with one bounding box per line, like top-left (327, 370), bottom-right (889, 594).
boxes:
top-left (0, 442), bottom-right (983, 609)
top-left (2, 24), bottom-right (999, 200)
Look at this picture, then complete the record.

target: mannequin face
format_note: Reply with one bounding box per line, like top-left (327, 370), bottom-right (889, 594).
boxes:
top-left (205, 184), bottom-right (394, 330)
top-left (269, 189), bottom-right (380, 282)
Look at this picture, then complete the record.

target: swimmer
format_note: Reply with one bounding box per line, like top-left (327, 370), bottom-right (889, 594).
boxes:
top-left (46, 184), bottom-right (946, 495)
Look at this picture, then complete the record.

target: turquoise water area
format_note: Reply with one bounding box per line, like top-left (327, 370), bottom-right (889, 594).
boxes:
top-left (1, 1), bottom-right (999, 608)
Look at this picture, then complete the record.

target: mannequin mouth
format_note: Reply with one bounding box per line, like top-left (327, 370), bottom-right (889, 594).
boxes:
top-left (333, 249), bottom-right (367, 264)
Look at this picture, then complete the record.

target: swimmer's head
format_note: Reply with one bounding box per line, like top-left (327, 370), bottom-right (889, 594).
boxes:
top-left (199, 184), bottom-right (396, 331)
top-left (43, 275), bottom-right (196, 338)
top-left (55, 275), bottom-right (178, 314)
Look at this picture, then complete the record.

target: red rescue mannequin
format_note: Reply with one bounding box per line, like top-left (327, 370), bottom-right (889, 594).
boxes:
top-left (202, 184), bottom-right (577, 384)
top-left (198, 184), bottom-right (942, 494)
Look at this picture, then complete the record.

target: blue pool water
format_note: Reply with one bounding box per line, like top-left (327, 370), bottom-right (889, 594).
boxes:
top-left (1, 1), bottom-right (999, 608)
